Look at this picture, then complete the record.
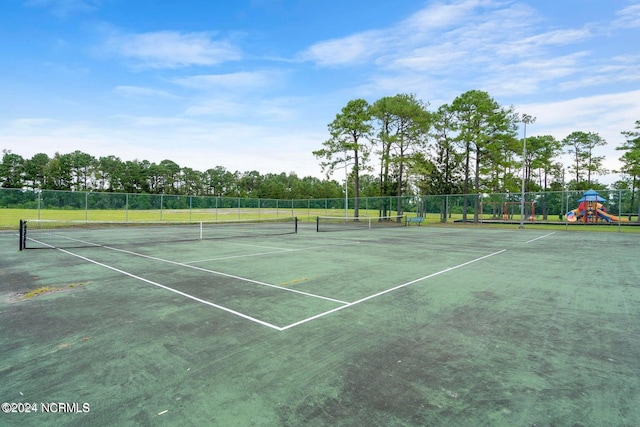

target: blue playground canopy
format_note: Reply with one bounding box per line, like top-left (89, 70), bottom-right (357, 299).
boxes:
top-left (577, 189), bottom-right (606, 203)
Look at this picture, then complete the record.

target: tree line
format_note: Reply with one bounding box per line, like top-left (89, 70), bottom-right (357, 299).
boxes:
top-left (314, 90), bottom-right (640, 217)
top-left (2, 90), bottom-right (640, 204)
top-left (0, 151), bottom-right (350, 199)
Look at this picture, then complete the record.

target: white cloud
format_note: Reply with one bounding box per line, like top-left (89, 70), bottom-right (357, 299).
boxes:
top-left (109, 115), bottom-right (194, 128)
top-left (402, 0), bottom-right (487, 31)
top-left (296, 0), bottom-right (640, 144)
top-left (389, 44), bottom-right (467, 72)
top-left (7, 118), bottom-right (59, 128)
top-left (183, 99), bottom-right (247, 118)
top-left (1, 115), bottom-right (325, 177)
top-left (558, 58), bottom-right (640, 91)
top-left (299, 0), bottom-right (493, 66)
top-left (480, 52), bottom-right (588, 97)
top-left (612, 3), bottom-right (640, 29)
top-left (299, 31), bottom-right (383, 66)
top-left (183, 96), bottom-right (300, 122)
top-left (173, 71), bottom-right (275, 91)
top-left (524, 91), bottom-right (639, 135)
top-left (103, 30), bottom-right (242, 69)
top-left (519, 90), bottom-right (640, 182)
top-left (525, 28), bottom-right (592, 47)
top-left (300, 1), bottom-right (540, 68)
top-left (496, 28), bottom-right (592, 58)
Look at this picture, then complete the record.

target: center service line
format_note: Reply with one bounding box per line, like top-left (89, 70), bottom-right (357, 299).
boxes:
top-left (183, 241), bottom-right (360, 264)
top-left (103, 245), bottom-right (350, 305)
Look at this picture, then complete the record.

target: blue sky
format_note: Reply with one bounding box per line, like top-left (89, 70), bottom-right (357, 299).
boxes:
top-left (1, 0), bottom-right (639, 185)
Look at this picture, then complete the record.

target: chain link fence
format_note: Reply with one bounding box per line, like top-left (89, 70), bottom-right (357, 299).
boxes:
top-left (1, 187), bottom-right (638, 226)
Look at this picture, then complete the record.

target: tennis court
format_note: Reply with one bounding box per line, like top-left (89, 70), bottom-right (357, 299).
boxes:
top-left (1, 219), bottom-right (639, 426)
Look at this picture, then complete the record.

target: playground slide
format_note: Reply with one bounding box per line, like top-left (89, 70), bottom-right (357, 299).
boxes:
top-left (566, 209), bottom-right (627, 223)
top-left (596, 209), bottom-right (627, 222)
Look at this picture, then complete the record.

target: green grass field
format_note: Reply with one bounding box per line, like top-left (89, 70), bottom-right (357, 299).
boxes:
top-left (1, 207), bottom-right (384, 227)
top-left (3, 207), bottom-right (639, 234)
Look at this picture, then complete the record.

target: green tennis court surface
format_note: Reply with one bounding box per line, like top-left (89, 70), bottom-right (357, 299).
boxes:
top-left (1, 222), bottom-right (639, 426)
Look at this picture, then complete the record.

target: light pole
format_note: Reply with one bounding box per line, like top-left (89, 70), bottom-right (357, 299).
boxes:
top-left (344, 150), bottom-right (348, 220)
top-left (343, 149), bottom-right (355, 221)
top-left (519, 113), bottom-right (536, 229)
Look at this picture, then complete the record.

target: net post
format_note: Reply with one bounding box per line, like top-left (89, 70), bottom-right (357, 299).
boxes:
top-left (23, 220), bottom-right (26, 250)
top-left (19, 220), bottom-right (24, 251)
top-left (20, 220), bottom-right (27, 250)
top-left (316, 216), bottom-right (320, 232)
top-left (295, 217), bottom-right (298, 234)
top-left (199, 221), bottom-right (203, 240)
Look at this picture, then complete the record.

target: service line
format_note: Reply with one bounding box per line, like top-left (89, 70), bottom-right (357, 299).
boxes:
top-left (525, 232), bottom-right (555, 244)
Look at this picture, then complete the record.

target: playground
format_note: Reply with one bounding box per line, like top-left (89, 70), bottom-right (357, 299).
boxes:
top-left (567, 189), bottom-right (628, 224)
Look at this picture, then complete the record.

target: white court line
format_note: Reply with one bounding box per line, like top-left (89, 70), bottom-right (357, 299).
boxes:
top-left (525, 232), bottom-right (555, 244)
top-left (183, 241), bottom-right (360, 264)
top-left (279, 249), bottom-right (507, 331)
top-left (29, 237), bottom-right (505, 332)
top-left (54, 247), bottom-right (284, 331)
top-left (223, 241), bottom-right (297, 251)
top-left (183, 248), bottom-right (293, 263)
top-left (103, 245), bottom-right (350, 305)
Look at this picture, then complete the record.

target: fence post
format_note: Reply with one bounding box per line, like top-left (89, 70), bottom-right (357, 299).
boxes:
top-left (618, 189), bottom-right (622, 232)
top-left (565, 191), bottom-right (570, 231)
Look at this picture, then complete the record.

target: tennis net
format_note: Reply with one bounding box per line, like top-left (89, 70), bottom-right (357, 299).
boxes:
top-left (316, 215), bottom-right (405, 232)
top-left (19, 217), bottom-right (298, 250)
